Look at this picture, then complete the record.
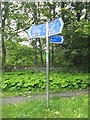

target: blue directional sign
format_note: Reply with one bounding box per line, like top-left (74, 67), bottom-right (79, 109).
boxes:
top-left (50, 36), bottom-right (64, 44)
top-left (28, 24), bottom-right (46, 38)
top-left (28, 17), bottom-right (64, 38)
top-left (49, 17), bottom-right (64, 36)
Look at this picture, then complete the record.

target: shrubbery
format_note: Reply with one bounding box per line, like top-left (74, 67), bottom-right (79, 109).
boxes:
top-left (2, 70), bottom-right (89, 92)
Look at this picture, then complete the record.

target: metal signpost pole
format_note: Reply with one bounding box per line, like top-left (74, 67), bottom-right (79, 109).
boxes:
top-left (28, 18), bottom-right (64, 108)
top-left (46, 22), bottom-right (49, 107)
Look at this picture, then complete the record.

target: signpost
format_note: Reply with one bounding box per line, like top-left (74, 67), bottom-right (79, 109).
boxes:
top-left (50, 36), bottom-right (64, 44)
top-left (46, 22), bottom-right (49, 107)
top-left (28, 17), bottom-right (64, 107)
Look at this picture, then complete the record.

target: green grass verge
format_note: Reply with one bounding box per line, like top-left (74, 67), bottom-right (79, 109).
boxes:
top-left (2, 88), bottom-right (76, 98)
top-left (2, 95), bottom-right (88, 118)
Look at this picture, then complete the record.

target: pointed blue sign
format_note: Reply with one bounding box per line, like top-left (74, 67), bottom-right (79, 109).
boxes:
top-left (49, 18), bottom-right (64, 36)
top-left (28, 23), bottom-right (46, 38)
top-left (50, 36), bottom-right (64, 44)
top-left (28, 17), bottom-right (64, 38)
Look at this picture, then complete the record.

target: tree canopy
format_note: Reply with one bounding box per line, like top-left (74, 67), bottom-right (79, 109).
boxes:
top-left (1, 1), bottom-right (89, 69)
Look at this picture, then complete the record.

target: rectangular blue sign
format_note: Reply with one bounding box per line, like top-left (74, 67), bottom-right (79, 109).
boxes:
top-left (50, 36), bottom-right (64, 44)
top-left (49, 18), bottom-right (64, 36)
top-left (28, 24), bottom-right (46, 38)
top-left (28, 17), bottom-right (64, 38)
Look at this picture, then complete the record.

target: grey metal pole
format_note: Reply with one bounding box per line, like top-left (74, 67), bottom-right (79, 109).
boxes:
top-left (46, 22), bottom-right (49, 107)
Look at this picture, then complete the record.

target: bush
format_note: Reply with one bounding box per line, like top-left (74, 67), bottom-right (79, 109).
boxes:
top-left (2, 70), bottom-right (89, 92)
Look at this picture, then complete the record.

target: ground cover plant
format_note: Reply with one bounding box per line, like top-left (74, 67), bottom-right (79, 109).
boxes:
top-left (2, 70), bottom-right (89, 96)
top-left (2, 95), bottom-right (88, 118)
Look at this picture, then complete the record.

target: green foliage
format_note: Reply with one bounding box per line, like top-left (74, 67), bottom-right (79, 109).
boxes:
top-left (5, 41), bottom-right (36, 66)
top-left (2, 2), bottom-right (89, 68)
top-left (2, 70), bottom-right (89, 92)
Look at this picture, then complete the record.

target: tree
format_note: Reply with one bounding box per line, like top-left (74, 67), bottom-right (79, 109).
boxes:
top-left (2, 1), bottom-right (89, 69)
top-left (1, 2), bottom-right (10, 67)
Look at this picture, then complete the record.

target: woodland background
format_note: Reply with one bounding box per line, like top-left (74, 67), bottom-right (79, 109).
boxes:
top-left (1, 2), bottom-right (89, 71)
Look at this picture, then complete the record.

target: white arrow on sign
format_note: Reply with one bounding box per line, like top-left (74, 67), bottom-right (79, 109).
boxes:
top-left (59, 17), bottom-right (64, 33)
top-left (28, 27), bottom-right (32, 38)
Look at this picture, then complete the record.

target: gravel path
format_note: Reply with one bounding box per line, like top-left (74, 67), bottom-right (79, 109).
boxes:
top-left (2, 90), bottom-right (88, 105)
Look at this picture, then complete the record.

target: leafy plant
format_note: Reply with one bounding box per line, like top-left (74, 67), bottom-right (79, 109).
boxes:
top-left (2, 70), bottom-right (89, 92)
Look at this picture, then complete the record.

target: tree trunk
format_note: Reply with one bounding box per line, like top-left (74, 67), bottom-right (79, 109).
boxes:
top-left (33, 3), bottom-right (38, 65)
top-left (51, 3), bottom-right (56, 66)
top-left (34, 38), bottom-right (38, 65)
top-left (2, 18), bottom-right (6, 67)
top-left (49, 5), bottom-right (53, 66)
top-left (0, 2), bottom-right (1, 70)
top-left (2, 35), bottom-right (6, 67)
top-left (37, 2), bottom-right (43, 66)
top-left (38, 39), bottom-right (43, 66)
top-left (85, 2), bottom-right (88, 20)
top-left (76, 3), bottom-right (81, 21)
top-left (61, 2), bottom-right (65, 20)
top-left (77, 12), bottom-right (81, 21)
top-left (1, 2), bottom-right (9, 67)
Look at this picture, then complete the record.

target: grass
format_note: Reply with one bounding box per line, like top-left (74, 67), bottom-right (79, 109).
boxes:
top-left (2, 87), bottom-right (78, 98)
top-left (2, 95), bottom-right (88, 118)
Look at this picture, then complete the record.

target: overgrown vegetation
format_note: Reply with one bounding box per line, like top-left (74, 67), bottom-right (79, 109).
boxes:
top-left (2, 95), bottom-right (88, 118)
top-left (2, 70), bottom-right (89, 93)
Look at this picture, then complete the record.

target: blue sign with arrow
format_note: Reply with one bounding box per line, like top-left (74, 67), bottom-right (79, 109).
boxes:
top-left (50, 36), bottom-right (64, 44)
top-left (28, 23), bottom-right (46, 38)
top-left (49, 17), bottom-right (64, 36)
top-left (28, 17), bottom-right (64, 38)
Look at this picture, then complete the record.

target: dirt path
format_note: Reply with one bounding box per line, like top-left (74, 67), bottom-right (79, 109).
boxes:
top-left (2, 90), bottom-right (88, 105)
